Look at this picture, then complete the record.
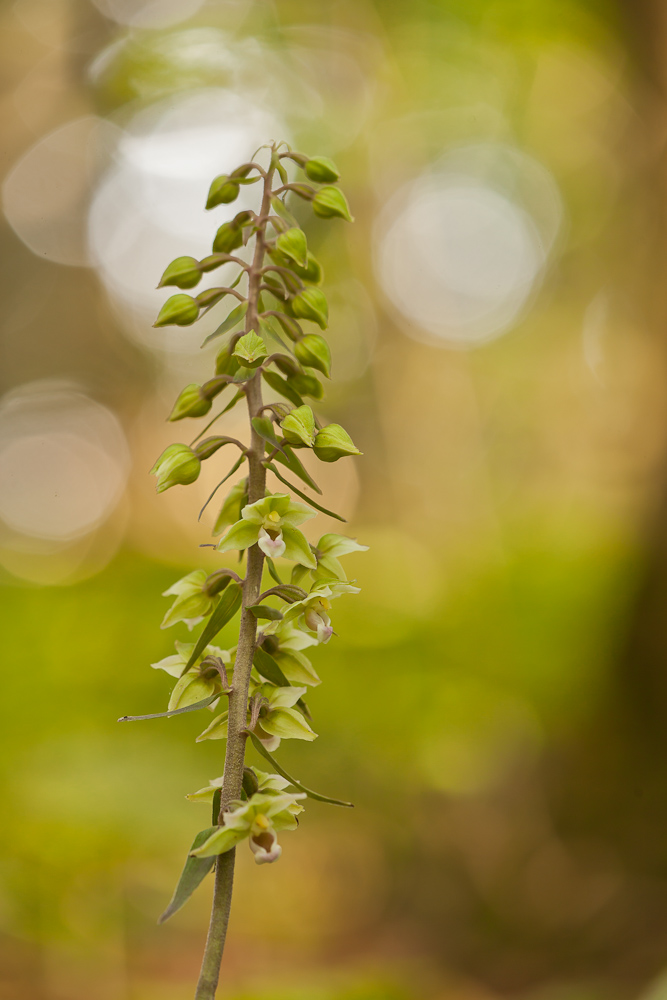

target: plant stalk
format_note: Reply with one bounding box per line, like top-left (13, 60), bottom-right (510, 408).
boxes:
top-left (194, 151), bottom-right (276, 1000)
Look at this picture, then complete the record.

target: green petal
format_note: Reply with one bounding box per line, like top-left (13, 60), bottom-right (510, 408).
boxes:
top-left (196, 711), bottom-right (229, 742)
top-left (217, 519), bottom-right (260, 554)
top-left (282, 527), bottom-right (317, 568)
top-left (261, 707), bottom-right (317, 741)
top-left (190, 825), bottom-right (248, 858)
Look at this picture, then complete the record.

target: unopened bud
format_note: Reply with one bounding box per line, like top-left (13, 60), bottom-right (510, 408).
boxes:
top-left (213, 222), bottom-right (243, 254)
top-left (290, 373), bottom-right (324, 400)
top-left (215, 337), bottom-right (242, 375)
top-left (150, 443), bottom-right (201, 492)
top-left (158, 256), bottom-right (201, 289)
top-left (292, 287), bottom-right (328, 330)
top-left (153, 294), bottom-right (200, 327)
top-left (233, 331), bottom-right (267, 368)
top-left (206, 174), bottom-right (240, 209)
top-left (276, 227), bottom-right (308, 268)
top-left (312, 186), bottom-right (353, 222)
top-left (168, 383), bottom-right (212, 421)
top-left (313, 423), bottom-right (361, 462)
top-left (280, 405), bottom-right (316, 447)
top-left (295, 334), bottom-right (331, 378)
top-left (304, 156), bottom-right (340, 183)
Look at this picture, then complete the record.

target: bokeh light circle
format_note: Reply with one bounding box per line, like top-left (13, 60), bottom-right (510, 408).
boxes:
top-left (375, 143), bottom-right (563, 348)
top-left (0, 381), bottom-right (130, 542)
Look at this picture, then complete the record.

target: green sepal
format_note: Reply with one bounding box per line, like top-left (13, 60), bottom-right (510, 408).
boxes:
top-left (276, 228), bottom-right (308, 269)
top-left (212, 222), bottom-right (243, 254)
top-left (295, 334), bottom-right (331, 378)
top-left (312, 186), bottom-right (353, 222)
top-left (190, 824), bottom-right (247, 858)
top-left (249, 734), bottom-right (353, 807)
top-left (154, 294), bottom-right (200, 328)
top-left (314, 424), bottom-right (362, 462)
top-left (169, 384), bottom-right (212, 421)
top-left (248, 604), bottom-right (283, 621)
top-left (206, 174), bottom-right (240, 208)
top-left (262, 370), bottom-right (304, 408)
top-left (158, 256), bottom-right (201, 290)
top-left (233, 331), bottom-right (267, 368)
top-left (179, 584), bottom-right (243, 677)
top-left (157, 827), bottom-right (218, 924)
top-left (280, 405), bottom-right (315, 447)
top-left (290, 373), bottom-right (324, 400)
top-left (304, 156), bottom-right (340, 183)
top-left (202, 302), bottom-right (248, 346)
top-left (282, 526), bottom-right (317, 569)
top-left (260, 706), bottom-right (316, 741)
top-left (292, 287), bottom-right (328, 330)
top-left (212, 478), bottom-right (246, 536)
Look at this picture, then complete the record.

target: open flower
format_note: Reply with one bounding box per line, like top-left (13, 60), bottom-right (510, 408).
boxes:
top-left (190, 790), bottom-right (306, 864)
top-left (160, 570), bottom-right (213, 630)
top-left (186, 768), bottom-right (292, 804)
top-left (264, 581), bottom-right (359, 644)
top-left (217, 493), bottom-right (317, 567)
top-left (152, 640), bottom-right (231, 678)
top-left (312, 533), bottom-right (368, 581)
top-left (196, 680), bottom-right (316, 750)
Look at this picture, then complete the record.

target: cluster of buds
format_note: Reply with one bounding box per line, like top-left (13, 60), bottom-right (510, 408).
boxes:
top-left (133, 141), bottom-right (365, 992)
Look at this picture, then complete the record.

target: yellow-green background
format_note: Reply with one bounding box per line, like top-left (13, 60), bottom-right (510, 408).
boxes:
top-left (2, 1), bottom-right (667, 998)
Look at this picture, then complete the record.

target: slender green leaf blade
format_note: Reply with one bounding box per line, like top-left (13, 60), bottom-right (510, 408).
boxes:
top-left (253, 646), bottom-right (291, 687)
top-left (119, 692), bottom-right (220, 722)
top-left (273, 444), bottom-right (322, 494)
top-left (264, 462), bottom-right (346, 521)
top-left (158, 827), bottom-right (218, 924)
top-left (201, 301), bottom-right (248, 346)
top-left (262, 370), bottom-right (304, 408)
top-left (180, 584), bottom-right (242, 677)
top-left (249, 734), bottom-right (353, 807)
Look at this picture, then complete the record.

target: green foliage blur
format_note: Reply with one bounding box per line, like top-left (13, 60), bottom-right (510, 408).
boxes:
top-left (2, 0), bottom-right (667, 998)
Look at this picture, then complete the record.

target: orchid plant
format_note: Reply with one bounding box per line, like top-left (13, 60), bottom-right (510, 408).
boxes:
top-left (121, 142), bottom-right (365, 999)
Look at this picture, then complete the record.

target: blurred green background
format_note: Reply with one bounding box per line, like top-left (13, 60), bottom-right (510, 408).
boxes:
top-left (3, 0), bottom-right (667, 997)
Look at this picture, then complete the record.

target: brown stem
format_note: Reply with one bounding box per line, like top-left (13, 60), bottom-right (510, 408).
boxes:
top-left (194, 148), bottom-right (276, 1000)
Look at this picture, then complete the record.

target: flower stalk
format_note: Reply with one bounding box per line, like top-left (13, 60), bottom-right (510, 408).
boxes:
top-left (127, 141), bottom-right (365, 999)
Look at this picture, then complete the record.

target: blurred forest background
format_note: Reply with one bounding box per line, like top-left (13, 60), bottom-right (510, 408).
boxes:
top-left (3, 0), bottom-right (667, 998)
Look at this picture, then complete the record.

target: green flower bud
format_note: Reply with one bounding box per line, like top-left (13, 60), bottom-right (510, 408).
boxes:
top-left (290, 373), bottom-right (324, 400)
top-left (213, 222), bottom-right (243, 254)
top-left (153, 294), bottom-right (200, 328)
top-left (312, 186), bottom-right (353, 222)
top-left (215, 340), bottom-right (241, 376)
top-left (150, 443), bottom-right (201, 492)
top-left (276, 228), bottom-right (308, 268)
top-left (313, 424), bottom-right (361, 462)
top-left (206, 174), bottom-right (241, 209)
top-left (280, 405), bottom-right (316, 447)
top-left (158, 256), bottom-right (201, 290)
top-left (168, 383), bottom-right (212, 421)
top-left (304, 156), bottom-right (340, 183)
top-left (233, 331), bottom-right (267, 368)
top-left (292, 287), bottom-right (328, 329)
top-left (295, 334), bottom-right (331, 378)
top-left (269, 248), bottom-right (323, 285)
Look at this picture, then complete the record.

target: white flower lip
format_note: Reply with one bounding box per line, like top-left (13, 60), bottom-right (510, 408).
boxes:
top-left (258, 527), bottom-right (286, 559)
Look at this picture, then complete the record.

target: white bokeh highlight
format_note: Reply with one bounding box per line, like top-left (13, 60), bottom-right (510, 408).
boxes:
top-left (0, 382), bottom-right (130, 542)
top-left (375, 144), bottom-right (563, 348)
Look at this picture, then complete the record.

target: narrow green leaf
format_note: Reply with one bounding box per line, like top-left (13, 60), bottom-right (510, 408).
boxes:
top-left (251, 416), bottom-right (287, 457)
top-left (211, 787), bottom-right (221, 825)
top-left (249, 734), bottom-right (353, 808)
top-left (118, 692), bottom-right (220, 722)
top-left (253, 645), bottom-right (291, 686)
top-left (262, 370), bottom-right (305, 408)
top-left (198, 454), bottom-right (246, 522)
top-left (179, 584), bottom-right (242, 677)
top-left (265, 557), bottom-right (284, 585)
top-left (157, 827), bottom-right (218, 924)
top-left (264, 462), bottom-right (346, 521)
top-left (273, 444), bottom-right (322, 494)
top-left (201, 302), bottom-right (248, 346)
